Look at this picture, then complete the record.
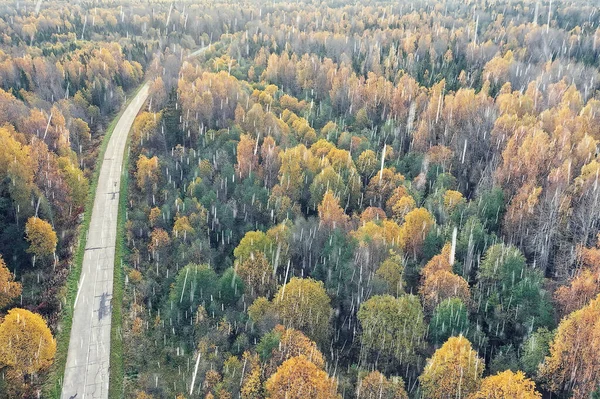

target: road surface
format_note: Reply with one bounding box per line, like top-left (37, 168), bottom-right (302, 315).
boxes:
top-left (61, 83), bottom-right (150, 399)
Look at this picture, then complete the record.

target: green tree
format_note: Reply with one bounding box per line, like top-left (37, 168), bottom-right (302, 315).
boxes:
top-left (475, 244), bottom-right (553, 346)
top-left (357, 294), bottom-right (426, 366)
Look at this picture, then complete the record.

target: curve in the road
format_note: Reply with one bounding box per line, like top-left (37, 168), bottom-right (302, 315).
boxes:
top-left (61, 83), bottom-right (150, 399)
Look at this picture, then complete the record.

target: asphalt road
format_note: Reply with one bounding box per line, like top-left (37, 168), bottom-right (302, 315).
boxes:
top-left (61, 83), bottom-right (150, 399)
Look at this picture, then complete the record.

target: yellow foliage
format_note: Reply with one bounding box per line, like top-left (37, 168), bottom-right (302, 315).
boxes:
top-left (469, 370), bottom-right (541, 399)
top-left (135, 154), bottom-right (159, 192)
top-left (540, 293), bottom-right (600, 398)
top-left (273, 278), bottom-right (331, 345)
top-left (419, 270), bottom-right (471, 312)
top-left (25, 217), bottom-right (57, 258)
top-left (0, 255), bottom-right (21, 309)
top-left (265, 355), bottom-right (340, 399)
top-left (357, 370), bottom-right (408, 399)
top-left (173, 215), bottom-right (195, 239)
top-left (0, 308), bottom-right (56, 375)
top-left (267, 325), bottom-right (325, 373)
top-left (318, 190), bottom-right (349, 230)
top-left (237, 252), bottom-right (275, 298)
top-left (399, 208), bottom-right (435, 256)
top-left (443, 190), bottom-right (465, 213)
top-left (419, 336), bottom-right (484, 399)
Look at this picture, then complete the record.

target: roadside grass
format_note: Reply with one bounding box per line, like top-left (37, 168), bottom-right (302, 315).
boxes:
top-left (108, 121), bottom-right (133, 399)
top-left (43, 85), bottom-right (144, 398)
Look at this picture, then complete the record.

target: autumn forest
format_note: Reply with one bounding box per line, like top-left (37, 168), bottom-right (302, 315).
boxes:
top-left (1, 0), bottom-right (600, 398)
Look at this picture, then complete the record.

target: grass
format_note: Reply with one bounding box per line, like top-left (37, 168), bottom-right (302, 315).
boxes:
top-left (108, 115), bottom-right (133, 399)
top-left (43, 84), bottom-right (144, 398)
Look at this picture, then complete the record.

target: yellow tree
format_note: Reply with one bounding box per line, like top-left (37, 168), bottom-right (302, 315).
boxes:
top-left (374, 252), bottom-right (405, 296)
top-left (318, 190), bottom-right (349, 230)
top-left (419, 336), bottom-right (484, 399)
top-left (234, 230), bottom-right (274, 264)
top-left (0, 255), bottom-right (22, 308)
top-left (237, 252), bottom-right (275, 298)
top-left (539, 293), bottom-right (600, 398)
top-left (0, 308), bottom-right (56, 376)
top-left (241, 351), bottom-right (263, 399)
top-left (357, 371), bottom-right (408, 399)
top-left (273, 278), bottom-right (331, 346)
top-left (148, 228), bottom-right (170, 260)
top-left (265, 325), bottom-right (325, 375)
top-left (135, 154), bottom-right (160, 193)
top-left (25, 217), bottom-right (57, 259)
top-left (399, 208), bottom-right (435, 257)
top-left (265, 355), bottom-right (340, 399)
top-left (469, 370), bottom-right (541, 399)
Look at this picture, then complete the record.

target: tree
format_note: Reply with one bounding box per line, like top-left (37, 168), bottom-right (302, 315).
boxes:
top-left (356, 371), bottom-right (408, 399)
top-left (218, 268), bottom-right (244, 305)
top-left (419, 336), bottom-right (484, 399)
top-left (554, 244), bottom-right (600, 315)
top-left (135, 154), bottom-right (160, 194)
top-left (236, 134), bottom-right (259, 180)
top-left (169, 263), bottom-right (217, 317)
top-left (234, 230), bottom-right (275, 264)
top-left (431, 298), bottom-right (471, 345)
top-left (58, 157), bottom-right (89, 211)
top-left (475, 244), bottom-right (553, 345)
top-left (519, 328), bottom-right (553, 377)
top-left (365, 168), bottom-right (404, 208)
top-left (148, 228), bottom-right (170, 259)
top-left (263, 325), bottom-right (325, 375)
top-left (0, 126), bottom-right (35, 214)
top-left (272, 278), bottom-right (331, 346)
top-left (374, 252), bottom-right (405, 296)
top-left (318, 190), bottom-right (349, 230)
top-left (265, 355), bottom-right (340, 399)
top-left (0, 308), bottom-right (56, 375)
top-left (237, 252), bottom-right (275, 298)
top-left (539, 293), bottom-right (600, 398)
top-left (309, 166), bottom-right (346, 209)
top-left (469, 370), bottom-right (541, 399)
top-left (357, 294), bottom-right (426, 366)
top-left (0, 255), bottom-right (22, 309)
top-left (420, 270), bottom-right (470, 312)
top-left (25, 217), bottom-right (57, 259)
top-left (399, 208), bottom-right (435, 258)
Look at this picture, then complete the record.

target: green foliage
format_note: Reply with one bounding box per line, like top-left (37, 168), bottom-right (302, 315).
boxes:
top-left (519, 328), bottom-right (554, 377)
top-left (477, 187), bottom-right (505, 232)
top-left (475, 244), bottom-right (553, 347)
top-left (358, 294), bottom-right (427, 366)
top-left (217, 267), bottom-right (245, 305)
top-left (256, 330), bottom-right (281, 362)
top-left (430, 298), bottom-right (470, 345)
top-left (169, 263), bottom-right (218, 316)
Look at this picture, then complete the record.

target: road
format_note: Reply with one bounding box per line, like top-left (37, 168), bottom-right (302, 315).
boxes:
top-left (61, 82), bottom-right (150, 399)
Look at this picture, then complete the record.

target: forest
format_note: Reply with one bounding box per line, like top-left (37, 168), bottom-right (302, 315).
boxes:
top-left (0, 0), bottom-right (600, 398)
